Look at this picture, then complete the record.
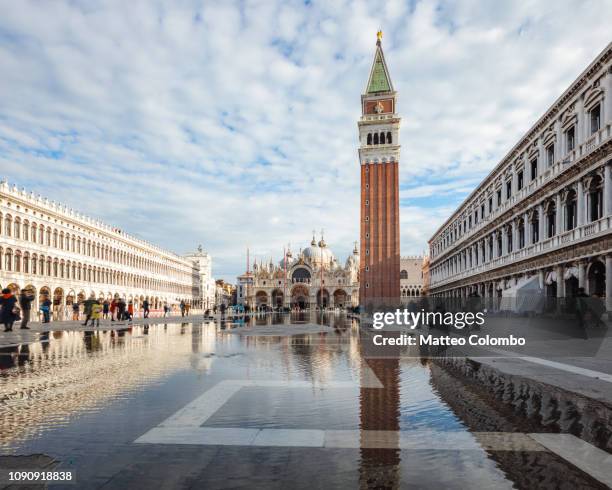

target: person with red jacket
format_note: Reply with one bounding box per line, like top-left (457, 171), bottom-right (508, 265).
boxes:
top-left (0, 288), bottom-right (19, 332)
top-left (110, 299), bottom-right (117, 322)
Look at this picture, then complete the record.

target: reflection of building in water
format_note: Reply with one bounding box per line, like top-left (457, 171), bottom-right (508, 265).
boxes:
top-left (236, 233), bottom-right (360, 309)
top-left (359, 356), bottom-right (401, 488)
top-left (0, 325), bottom-right (199, 448)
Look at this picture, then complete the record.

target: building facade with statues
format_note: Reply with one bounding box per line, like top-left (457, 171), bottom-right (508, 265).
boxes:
top-left (236, 234), bottom-right (360, 310)
top-left (427, 43), bottom-right (612, 309)
top-left (0, 181), bottom-right (198, 319)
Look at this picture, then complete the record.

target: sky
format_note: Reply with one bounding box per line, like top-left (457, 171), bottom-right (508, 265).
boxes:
top-left (0, 0), bottom-right (611, 281)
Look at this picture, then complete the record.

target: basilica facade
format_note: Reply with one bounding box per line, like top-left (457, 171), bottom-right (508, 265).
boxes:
top-left (236, 235), bottom-right (359, 309)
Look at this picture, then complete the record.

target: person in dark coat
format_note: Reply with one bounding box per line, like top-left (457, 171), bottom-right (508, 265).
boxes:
top-left (143, 299), bottom-right (150, 318)
top-left (117, 298), bottom-right (126, 321)
top-left (0, 288), bottom-right (19, 332)
top-left (41, 297), bottom-right (52, 323)
top-left (19, 288), bottom-right (34, 330)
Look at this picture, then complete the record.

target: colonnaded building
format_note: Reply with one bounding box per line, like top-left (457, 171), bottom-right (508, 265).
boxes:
top-left (0, 181), bottom-right (199, 319)
top-left (428, 42), bottom-right (612, 310)
top-left (237, 234), bottom-right (360, 309)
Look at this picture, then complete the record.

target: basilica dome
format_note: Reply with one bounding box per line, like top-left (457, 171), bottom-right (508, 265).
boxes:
top-left (302, 235), bottom-right (335, 267)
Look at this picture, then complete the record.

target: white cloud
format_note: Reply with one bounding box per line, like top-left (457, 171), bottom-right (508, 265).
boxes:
top-left (0, 0), bottom-right (610, 280)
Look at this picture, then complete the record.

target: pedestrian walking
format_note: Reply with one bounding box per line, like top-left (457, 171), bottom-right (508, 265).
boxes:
top-left (41, 297), bottom-right (52, 323)
top-left (117, 298), bottom-right (126, 321)
top-left (72, 301), bottom-right (80, 321)
top-left (0, 288), bottom-right (19, 332)
top-left (81, 294), bottom-right (97, 326)
top-left (180, 300), bottom-right (186, 317)
top-left (127, 301), bottom-right (134, 321)
top-left (91, 300), bottom-right (102, 327)
top-left (143, 299), bottom-right (150, 319)
top-left (110, 298), bottom-right (117, 322)
top-left (18, 287), bottom-right (34, 330)
top-left (163, 304), bottom-right (169, 317)
top-left (102, 300), bottom-right (110, 319)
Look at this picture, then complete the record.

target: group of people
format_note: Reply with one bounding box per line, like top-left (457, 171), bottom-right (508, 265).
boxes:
top-left (0, 290), bottom-right (196, 331)
top-left (78, 295), bottom-right (154, 327)
top-left (0, 286), bottom-right (36, 332)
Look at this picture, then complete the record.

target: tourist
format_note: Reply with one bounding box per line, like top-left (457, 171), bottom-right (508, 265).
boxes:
top-left (19, 287), bottom-right (34, 330)
top-left (90, 300), bottom-right (102, 327)
top-left (102, 299), bottom-right (110, 319)
top-left (127, 301), bottom-right (134, 321)
top-left (41, 296), bottom-right (52, 323)
top-left (143, 299), bottom-right (150, 318)
top-left (0, 288), bottom-right (19, 332)
top-left (72, 301), bottom-right (80, 321)
top-left (185, 303), bottom-right (190, 316)
top-left (180, 300), bottom-right (186, 317)
top-left (117, 298), bottom-right (126, 321)
top-left (110, 298), bottom-right (117, 321)
top-left (163, 304), bottom-right (169, 317)
top-left (81, 293), bottom-right (97, 326)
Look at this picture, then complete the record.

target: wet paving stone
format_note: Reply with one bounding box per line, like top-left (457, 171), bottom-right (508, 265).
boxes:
top-left (0, 313), bottom-right (610, 488)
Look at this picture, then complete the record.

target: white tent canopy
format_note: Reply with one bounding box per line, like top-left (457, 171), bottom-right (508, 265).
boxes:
top-left (500, 275), bottom-right (545, 313)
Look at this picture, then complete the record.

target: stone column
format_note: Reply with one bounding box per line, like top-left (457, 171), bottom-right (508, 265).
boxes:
top-left (605, 163), bottom-right (612, 217)
top-left (502, 228), bottom-right (508, 255)
top-left (493, 232), bottom-right (498, 258)
top-left (577, 179), bottom-right (584, 227)
top-left (576, 98), bottom-right (585, 143)
top-left (556, 265), bottom-right (565, 298)
top-left (538, 270), bottom-right (545, 290)
top-left (578, 261), bottom-right (586, 292)
top-left (606, 255), bottom-right (612, 312)
top-left (555, 193), bottom-right (563, 234)
top-left (538, 203), bottom-right (545, 242)
top-left (511, 221), bottom-right (517, 252)
top-left (524, 211), bottom-right (530, 246)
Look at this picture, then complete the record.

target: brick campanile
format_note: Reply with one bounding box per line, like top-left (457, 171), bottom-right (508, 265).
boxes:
top-left (359, 32), bottom-right (401, 310)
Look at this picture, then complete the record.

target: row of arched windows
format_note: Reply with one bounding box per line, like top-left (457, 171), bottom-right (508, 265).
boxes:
top-left (0, 212), bottom-right (188, 279)
top-left (366, 131), bottom-right (392, 145)
top-left (0, 247), bottom-right (190, 295)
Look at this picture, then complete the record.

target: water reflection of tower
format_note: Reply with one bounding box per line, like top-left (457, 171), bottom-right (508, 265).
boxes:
top-left (359, 356), bottom-right (401, 488)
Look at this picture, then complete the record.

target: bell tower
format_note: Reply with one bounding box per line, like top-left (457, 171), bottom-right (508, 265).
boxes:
top-left (358, 31), bottom-right (401, 309)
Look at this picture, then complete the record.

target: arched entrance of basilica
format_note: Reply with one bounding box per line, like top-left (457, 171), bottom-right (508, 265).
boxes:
top-left (316, 289), bottom-right (330, 308)
top-left (291, 285), bottom-right (309, 310)
top-left (333, 289), bottom-right (347, 308)
top-left (255, 291), bottom-right (268, 310)
top-left (271, 289), bottom-right (284, 309)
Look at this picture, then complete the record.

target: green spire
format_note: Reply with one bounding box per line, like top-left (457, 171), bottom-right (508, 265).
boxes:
top-left (367, 50), bottom-right (391, 93)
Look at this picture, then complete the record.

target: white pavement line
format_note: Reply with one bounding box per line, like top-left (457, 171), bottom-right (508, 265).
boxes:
top-left (159, 381), bottom-right (243, 428)
top-left (530, 433), bottom-right (612, 487)
top-left (487, 349), bottom-right (612, 383)
top-left (141, 376), bottom-right (380, 438)
top-left (135, 427), bottom-right (553, 451)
